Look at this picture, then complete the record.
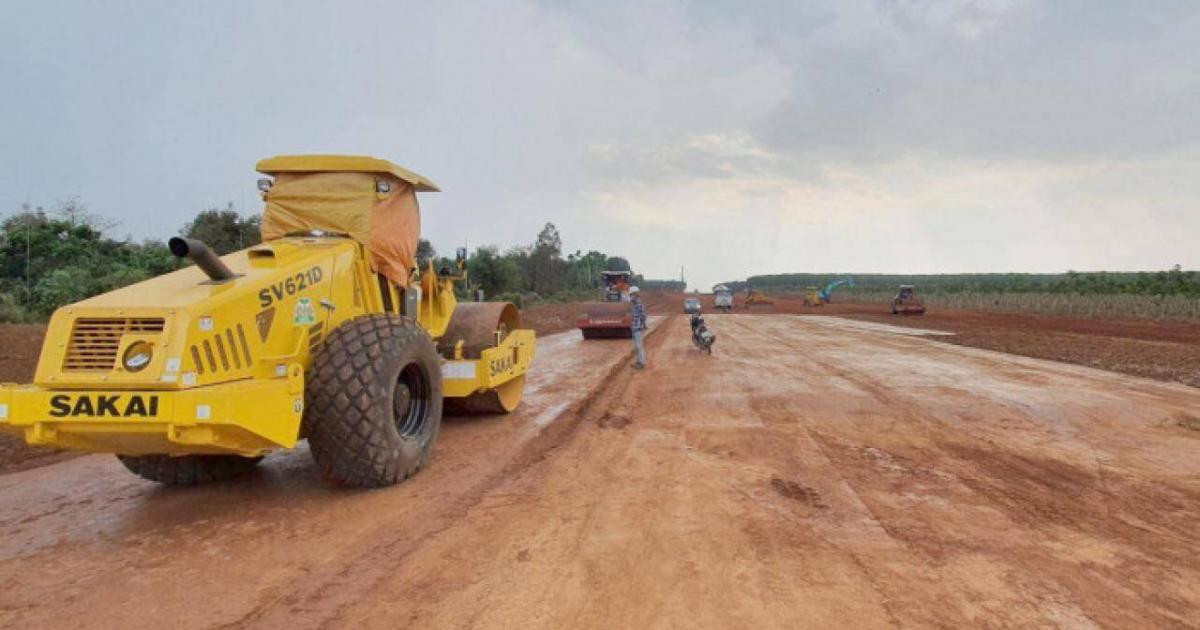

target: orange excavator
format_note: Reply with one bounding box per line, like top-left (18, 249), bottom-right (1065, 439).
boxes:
top-left (577, 271), bottom-right (634, 339)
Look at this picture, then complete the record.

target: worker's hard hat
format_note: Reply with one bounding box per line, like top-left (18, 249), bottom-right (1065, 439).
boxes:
top-left (628, 286), bottom-right (640, 294)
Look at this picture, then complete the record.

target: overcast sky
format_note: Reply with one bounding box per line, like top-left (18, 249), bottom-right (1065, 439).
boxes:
top-left (2, 0), bottom-right (1197, 289)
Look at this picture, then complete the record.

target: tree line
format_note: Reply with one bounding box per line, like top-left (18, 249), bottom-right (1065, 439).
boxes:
top-left (726, 269), bottom-right (1200, 297)
top-left (421, 222), bottom-right (683, 303)
top-left (0, 200), bottom-right (670, 322)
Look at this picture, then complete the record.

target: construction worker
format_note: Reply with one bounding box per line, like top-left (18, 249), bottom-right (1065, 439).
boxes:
top-left (615, 276), bottom-right (631, 301)
top-left (629, 286), bottom-right (648, 369)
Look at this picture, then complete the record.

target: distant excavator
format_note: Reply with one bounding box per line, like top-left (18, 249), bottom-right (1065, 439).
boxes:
top-left (804, 278), bottom-right (854, 307)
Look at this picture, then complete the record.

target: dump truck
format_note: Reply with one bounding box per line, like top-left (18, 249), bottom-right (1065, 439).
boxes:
top-left (712, 284), bottom-right (733, 312)
top-left (891, 284), bottom-right (926, 315)
top-left (0, 155), bottom-right (535, 487)
top-left (577, 270), bottom-right (633, 339)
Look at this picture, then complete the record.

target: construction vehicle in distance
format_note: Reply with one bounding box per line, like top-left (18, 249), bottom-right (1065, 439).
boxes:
top-left (0, 155), bottom-right (535, 488)
top-left (712, 284), bottom-right (733, 312)
top-left (804, 286), bottom-right (823, 307)
top-left (806, 278), bottom-right (854, 307)
top-left (743, 289), bottom-right (774, 308)
top-left (891, 284), bottom-right (927, 315)
top-left (577, 270), bottom-right (633, 339)
top-left (819, 278), bottom-right (854, 304)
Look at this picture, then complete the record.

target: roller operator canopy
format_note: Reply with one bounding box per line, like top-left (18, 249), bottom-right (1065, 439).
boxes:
top-left (257, 154), bottom-right (439, 286)
top-left (256, 154), bottom-right (440, 192)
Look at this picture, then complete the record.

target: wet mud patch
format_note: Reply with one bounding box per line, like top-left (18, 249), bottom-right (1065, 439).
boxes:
top-left (770, 478), bottom-right (827, 509)
top-left (1176, 414), bottom-right (1200, 432)
top-left (941, 443), bottom-right (1100, 526)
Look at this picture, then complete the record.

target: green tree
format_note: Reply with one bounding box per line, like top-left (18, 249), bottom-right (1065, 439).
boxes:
top-left (604, 256), bottom-right (631, 272)
top-left (566, 250), bottom-right (608, 290)
top-left (525, 222), bottom-right (567, 294)
top-left (31, 267), bottom-right (95, 313)
top-left (416, 238), bottom-right (436, 269)
top-left (181, 203), bottom-right (261, 255)
top-left (0, 200), bottom-right (188, 319)
top-left (468, 246), bottom-right (523, 298)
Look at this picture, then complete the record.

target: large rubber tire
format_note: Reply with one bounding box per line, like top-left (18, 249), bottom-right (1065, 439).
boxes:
top-left (303, 314), bottom-right (443, 488)
top-left (116, 454), bottom-right (263, 486)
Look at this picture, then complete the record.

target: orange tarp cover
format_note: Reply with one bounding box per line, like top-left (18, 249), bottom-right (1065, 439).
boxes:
top-left (261, 172), bottom-right (420, 286)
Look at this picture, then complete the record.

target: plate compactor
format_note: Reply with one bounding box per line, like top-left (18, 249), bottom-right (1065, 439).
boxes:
top-left (0, 155), bottom-right (535, 487)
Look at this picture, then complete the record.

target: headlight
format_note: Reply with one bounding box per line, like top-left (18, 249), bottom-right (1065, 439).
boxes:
top-left (122, 341), bottom-right (153, 372)
top-left (257, 178), bottom-right (273, 192)
top-left (376, 179), bottom-right (392, 193)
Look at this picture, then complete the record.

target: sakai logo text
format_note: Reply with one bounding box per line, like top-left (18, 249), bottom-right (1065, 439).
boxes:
top-left (489, 355), bottom-right (515, 378)
top-left (258, 266), bottom-right (325, 307)
top-left (49, 395), bottom-right (160, 417)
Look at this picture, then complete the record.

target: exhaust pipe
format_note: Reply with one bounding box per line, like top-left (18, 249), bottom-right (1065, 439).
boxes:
top-left (168, 237), bottom-right (238, 283)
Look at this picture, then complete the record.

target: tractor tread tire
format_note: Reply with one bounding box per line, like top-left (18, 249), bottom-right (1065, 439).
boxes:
top-left (116, 454), bottom-right (262, 486)
top-left (303, 314), bottom-right (443, 488)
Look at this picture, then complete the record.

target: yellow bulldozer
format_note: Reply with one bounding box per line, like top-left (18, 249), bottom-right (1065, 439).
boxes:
top-left (0, 155), bottom-right (535, 487)
top-left (803, 286), bottom-right (823, 307)
top-left (743, 289), bottom-right (774, 308)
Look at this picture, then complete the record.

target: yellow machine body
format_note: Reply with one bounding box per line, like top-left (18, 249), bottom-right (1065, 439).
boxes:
top-left (0, 159), bottom-right (534, 457)
top-left (803, 286), bottom-right (823, 307)
top-left (743, 289), bottom-right (774, 308)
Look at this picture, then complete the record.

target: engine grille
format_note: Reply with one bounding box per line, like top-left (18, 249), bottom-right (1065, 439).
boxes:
top-left (64, 318), bottom-right (166, 371)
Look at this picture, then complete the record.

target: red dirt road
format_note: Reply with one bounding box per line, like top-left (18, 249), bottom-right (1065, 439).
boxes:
top-left (648, 292), bottom-right (1200, 387)
top-left (2, 315), bottom-right (1200, 628)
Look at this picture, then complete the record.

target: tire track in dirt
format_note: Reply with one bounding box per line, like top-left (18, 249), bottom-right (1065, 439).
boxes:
top-left (323, 316), bottom-right (901, 628)
top-left (227, 319), bottom-right (677, 629)
top-left (737, 315), bottom-right (1200, 628)
top-left (0, 324), bottom-right (665, 630)
top-left (4, 314), bottom-right (1200, 628)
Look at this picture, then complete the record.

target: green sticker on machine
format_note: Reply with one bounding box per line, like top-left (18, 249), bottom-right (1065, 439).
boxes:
top-left (293, 297), bottom-right (316, 325)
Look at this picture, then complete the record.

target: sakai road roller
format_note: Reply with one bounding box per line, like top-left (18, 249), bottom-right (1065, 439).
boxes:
top-left (0, 155), bottom-right (535, 487)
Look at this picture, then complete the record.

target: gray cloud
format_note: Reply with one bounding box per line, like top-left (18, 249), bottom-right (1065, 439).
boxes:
top-left (1, 0), bottom-right (1197, 290)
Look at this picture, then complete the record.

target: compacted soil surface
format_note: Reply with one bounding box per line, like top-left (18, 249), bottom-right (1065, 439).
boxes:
top-left (2, 315), bottom-right (1199, 628)
top-left (656, 292), bottom-right (1200, 388)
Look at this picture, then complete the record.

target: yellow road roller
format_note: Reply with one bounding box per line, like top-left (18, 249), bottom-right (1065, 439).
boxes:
top-left (0, 155), bottom-right (535, 487)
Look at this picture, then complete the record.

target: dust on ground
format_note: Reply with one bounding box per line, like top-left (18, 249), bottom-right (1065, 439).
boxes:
top-left (2, 316), bottom-right (1199, 628)
top-left (649, 291), bottom-right (1200, 387)
top-left (3, 292), bottom-right (1199, 476)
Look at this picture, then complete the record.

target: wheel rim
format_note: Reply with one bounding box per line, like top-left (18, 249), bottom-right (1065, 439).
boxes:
top-left (393, 362), bottom-right (432, 439)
